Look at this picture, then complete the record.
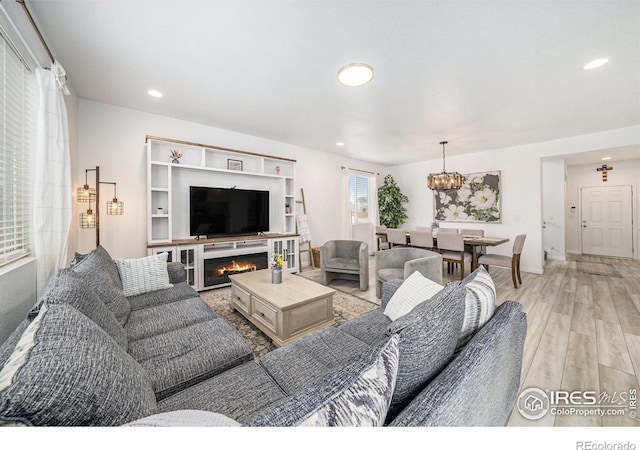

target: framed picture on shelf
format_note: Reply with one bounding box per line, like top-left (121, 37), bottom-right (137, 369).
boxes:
top-left (227, 159), bottom-right (243, 171)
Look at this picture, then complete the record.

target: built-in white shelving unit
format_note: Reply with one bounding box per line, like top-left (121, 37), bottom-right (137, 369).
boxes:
top-left (146, 136), bottom-right (299, 290)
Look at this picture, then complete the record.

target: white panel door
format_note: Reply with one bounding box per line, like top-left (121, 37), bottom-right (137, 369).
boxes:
top-left (580, 186), bottom-right (633, 258)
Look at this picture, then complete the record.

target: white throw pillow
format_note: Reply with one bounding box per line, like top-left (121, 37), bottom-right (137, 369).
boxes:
top-left (383, 271), bottom-right (444, 321)
top-left (115, 253), bottom-right (173, 297)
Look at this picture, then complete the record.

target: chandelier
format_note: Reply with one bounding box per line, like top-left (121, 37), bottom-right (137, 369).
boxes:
top-left (427, 141), bottom-right (464, 190)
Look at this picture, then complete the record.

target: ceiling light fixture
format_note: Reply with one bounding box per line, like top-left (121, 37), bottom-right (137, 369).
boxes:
top-left (148, 89), bottom-right (163, 98)
top-left (583, 58), bottom-right (610, 70)
top-left (336, 141), bottom-right (345, 147)
top-left (337, 63), bottom-right (374, 87)
top-left (601, 156), bottom-right (612, 161)
top-left (427, 141), bottom-right (464, 191)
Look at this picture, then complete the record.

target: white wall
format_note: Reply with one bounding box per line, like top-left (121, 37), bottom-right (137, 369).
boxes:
top-left (565, 159), bottom-right (640, 258)
top-left (541, 158), bottom-right (566, 261)
top-left (74, 99), bottom-right (386, 258)
top-left (387, 125), bottom-right (640, 274)
top-left (0, 258), bottom-right (36, 343)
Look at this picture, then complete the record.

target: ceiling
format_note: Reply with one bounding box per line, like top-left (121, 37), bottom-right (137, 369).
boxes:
top-left (16, 1), bottom-right (640, 165)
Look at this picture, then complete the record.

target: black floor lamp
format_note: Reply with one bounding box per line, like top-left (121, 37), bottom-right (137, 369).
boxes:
top-left (77, 166), bottom-right (124, 246)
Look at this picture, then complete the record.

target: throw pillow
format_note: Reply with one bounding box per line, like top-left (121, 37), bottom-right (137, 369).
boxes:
top-left (0, 303), bottom-right (157, 426)
top-left (457, 266), bottom-right (497, 349)
top-left (29, 269), bottom-right (128, 350)
top-left (383, 271), bottom-right (444, 321)
top-left (115, 253), bottom-right (173, 297)
top-left (246, 334), bottom-right (400, 427)
top-left (70, 245), bottom-right (123, 290)
top-left (386, 280), bottom-right (466, 421)
top-left (125, 410), bottom-right (241, 427)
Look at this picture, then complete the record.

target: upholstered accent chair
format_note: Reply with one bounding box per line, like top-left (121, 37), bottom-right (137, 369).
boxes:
top-left (479, 234), bottom-right (527, 288)
top-left (320, 240), bottom-right (369, 291)
top-left (374, 247), bottom-right (442, 298)
top-left (436, 232), bottom-right (472, 281)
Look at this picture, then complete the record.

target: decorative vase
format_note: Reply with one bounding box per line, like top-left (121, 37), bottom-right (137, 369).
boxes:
top-left (272, 267), bottom-right (282, 284)
top-left (172, 158), bottom-right (180, 164)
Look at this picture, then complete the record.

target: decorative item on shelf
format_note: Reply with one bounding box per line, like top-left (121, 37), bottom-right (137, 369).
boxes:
top-left (427, 141), bottom-right (464, 191)
top-left (169, 149), bottom-right (182, 164)
top-left (227, 158), bottom-right (243, 171)
top-left (285, 204), bottom-right (291, 214)
top-left (156, 207), bottom-right (164, 215)
top-left (271, 253), bottom-right (283, 284)
top-left (276, 165), bottom-right (281, 175)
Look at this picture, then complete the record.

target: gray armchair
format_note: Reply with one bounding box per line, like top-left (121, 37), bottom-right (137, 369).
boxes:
top-left (320, 240), bottom-right (369, 291)
top-left (375, 247), bottom-right (443, 298)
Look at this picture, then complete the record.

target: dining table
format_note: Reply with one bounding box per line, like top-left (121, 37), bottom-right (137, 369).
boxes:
top-left (375, 230), bottom-right (510, 272)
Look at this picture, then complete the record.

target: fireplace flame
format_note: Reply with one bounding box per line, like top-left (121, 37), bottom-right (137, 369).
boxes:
top-left (215, 260), bottom-right (257, 276)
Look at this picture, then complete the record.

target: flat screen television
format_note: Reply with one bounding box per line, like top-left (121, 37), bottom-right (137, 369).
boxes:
top-left (189, 186), bottom-right (269, 238)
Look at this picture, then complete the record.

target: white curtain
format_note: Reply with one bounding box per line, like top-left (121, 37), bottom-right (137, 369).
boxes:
top-left (34, 62), bottom-right (72, 295)
top-left (340, 167), bottom-right (352, 239)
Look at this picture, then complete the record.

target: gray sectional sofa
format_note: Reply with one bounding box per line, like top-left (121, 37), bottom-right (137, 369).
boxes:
top-left (0, 246), bottom-right (527, 426)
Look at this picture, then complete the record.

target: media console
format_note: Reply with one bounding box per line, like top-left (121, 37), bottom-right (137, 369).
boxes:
top-left (147, 233), bottom-right (298, 291)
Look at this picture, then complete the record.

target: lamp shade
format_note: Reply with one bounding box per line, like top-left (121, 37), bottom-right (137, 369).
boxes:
top-left (80, 209), bottom-right (96, 228)
top-left (77, 185), bottom-right (95, 202)
top-left (106, 198), bottom-right (124, 215)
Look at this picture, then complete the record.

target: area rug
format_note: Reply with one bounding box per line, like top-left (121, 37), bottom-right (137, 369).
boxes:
top-left (576, 261), bottom-right (622, 278)
top-left (199, 287), bottom-right (378, 360)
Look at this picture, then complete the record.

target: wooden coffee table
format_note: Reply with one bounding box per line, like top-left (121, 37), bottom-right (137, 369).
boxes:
top-left (228, 269), bottom-right (335, 347)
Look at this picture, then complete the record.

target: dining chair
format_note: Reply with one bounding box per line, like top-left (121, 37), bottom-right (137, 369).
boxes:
top-left (436, 231), bottom-right (471, 280)
top-left (408, 229), bottom-right (434, 250)
top-left (478, 234), bottom-right (527, 288)
top-left (375, 226), bottom-right (390, 250)
top-left (437, 227), bottom-right (459, 234)
top-left (386, 228), bottom-right (408, 247)
top-left (461, 229), bottom-right (484, 253)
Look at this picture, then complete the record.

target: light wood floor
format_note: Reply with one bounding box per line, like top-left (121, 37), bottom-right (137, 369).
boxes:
top-left (298, 253), bottom-right (640, 427)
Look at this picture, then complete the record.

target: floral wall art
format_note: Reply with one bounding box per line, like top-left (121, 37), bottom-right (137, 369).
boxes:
top-left (433, 171), bottom-right (501, 223)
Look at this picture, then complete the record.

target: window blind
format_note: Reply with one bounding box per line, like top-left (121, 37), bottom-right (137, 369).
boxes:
top-left (0, 35), bottom-right (33, 266)
top-left (349, 174), bottom-right (370, 224)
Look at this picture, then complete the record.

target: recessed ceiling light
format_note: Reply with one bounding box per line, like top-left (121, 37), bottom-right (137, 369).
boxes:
top-left (147, 89), bottom-right (163, 98)
top-left (337, 63), bottom-right (374, 87)
top-left (336, 141), bottom-right (345, 147)
top-left (583, 58), bottom-right (610, 70)
top-left (601, 156), bottom-right (612, 161)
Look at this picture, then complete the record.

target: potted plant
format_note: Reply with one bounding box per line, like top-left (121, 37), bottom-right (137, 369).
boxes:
top-left (378, 174), bottom-right (408, 228)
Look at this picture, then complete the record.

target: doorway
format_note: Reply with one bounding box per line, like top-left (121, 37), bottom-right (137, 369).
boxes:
top-left (580, 185), bottom-right (633, 258)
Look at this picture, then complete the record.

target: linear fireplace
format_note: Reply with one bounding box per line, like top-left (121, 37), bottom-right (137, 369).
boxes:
top-left (203, 252), bottom-right (268, 287)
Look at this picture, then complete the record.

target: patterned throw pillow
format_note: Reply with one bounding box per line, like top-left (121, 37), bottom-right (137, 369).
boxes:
top-left (246, 334), bottom-right (400, 427)
top-left (115, 253), bottom-right (173, 297)
top-left (383, 271), bottom-right (445, 321)
top-left (458, 266), bottom-right (497, 348)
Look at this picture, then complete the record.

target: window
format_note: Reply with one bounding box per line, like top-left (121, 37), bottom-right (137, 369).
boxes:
top-left (349, 173), bottom-right (370, 224)
top-left (0, 29), bottom-right (34, 267)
